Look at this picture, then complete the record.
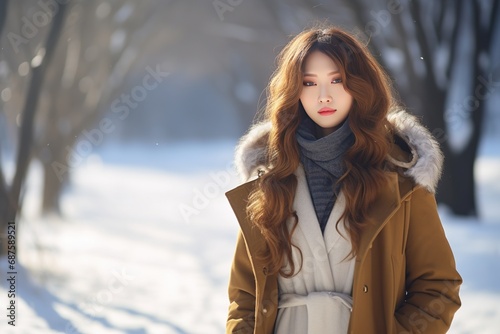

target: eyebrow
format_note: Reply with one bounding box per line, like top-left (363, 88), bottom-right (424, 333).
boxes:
top-left (303, 71), bottom-right (340, 77)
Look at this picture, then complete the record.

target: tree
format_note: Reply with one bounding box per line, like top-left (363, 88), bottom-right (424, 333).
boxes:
top-left (1, 0), bottom-right (179, 215)
top-left (0, 1), bottom-right (68, 254)
top-left (32, 1), bottom-right (165, 214)
top-left (402, 0), bottom-right (498, 216)
top-left (435, 0), bottom-right (499, 216)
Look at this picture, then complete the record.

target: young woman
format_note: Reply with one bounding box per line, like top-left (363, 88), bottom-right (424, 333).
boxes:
top-left (225, 26), bottom-right (462, 334)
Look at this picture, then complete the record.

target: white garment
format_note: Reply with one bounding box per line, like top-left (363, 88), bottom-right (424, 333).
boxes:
top-left (274, 166), bottom-right (355, 334)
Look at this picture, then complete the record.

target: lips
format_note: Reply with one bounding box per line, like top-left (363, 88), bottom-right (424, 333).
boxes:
top-left (318, 107), bottom-right (336, 116)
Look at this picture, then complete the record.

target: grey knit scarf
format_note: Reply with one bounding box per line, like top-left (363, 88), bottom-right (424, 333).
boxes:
top-left (296, 116), bottom-right (354, 233)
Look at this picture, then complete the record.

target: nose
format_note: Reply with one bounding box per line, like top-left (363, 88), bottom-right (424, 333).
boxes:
top-left (318, 86), bottom-right (332, 103)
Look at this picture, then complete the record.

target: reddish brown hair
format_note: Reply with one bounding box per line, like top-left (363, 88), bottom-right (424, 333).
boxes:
top-left (247, 26), bottom-right (395, 277)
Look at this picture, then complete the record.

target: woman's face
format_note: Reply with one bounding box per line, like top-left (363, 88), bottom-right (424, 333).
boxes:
top-left (299, 50), bottom-right (353, 137)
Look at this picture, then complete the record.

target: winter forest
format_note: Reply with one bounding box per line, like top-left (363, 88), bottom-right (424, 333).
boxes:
top-left (0, 0), bottom-right (499, 333)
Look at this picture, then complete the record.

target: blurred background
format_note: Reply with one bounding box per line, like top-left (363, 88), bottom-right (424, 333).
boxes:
top-left (0, 0), bottom-right (499, 333)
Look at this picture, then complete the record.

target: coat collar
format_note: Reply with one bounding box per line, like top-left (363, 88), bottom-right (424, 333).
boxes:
top-left (225, 170), bottom-right (411, 266)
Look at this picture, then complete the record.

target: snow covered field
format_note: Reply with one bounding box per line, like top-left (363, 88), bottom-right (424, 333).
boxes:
top-left (0, 139), bottom-right (499, 333)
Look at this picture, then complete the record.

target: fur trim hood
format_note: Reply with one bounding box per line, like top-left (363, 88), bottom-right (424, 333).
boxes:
top-left (234, 109), bottom-right (443, 193)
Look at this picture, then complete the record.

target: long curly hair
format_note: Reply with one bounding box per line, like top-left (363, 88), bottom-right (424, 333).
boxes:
top-left (246, 26), bottom-right (396, 277)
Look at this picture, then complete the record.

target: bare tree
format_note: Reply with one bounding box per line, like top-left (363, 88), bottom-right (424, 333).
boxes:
top-left (403, 0), bottom-right (498, 216)
top-left (437, 0), bottom-right (499, 216)
top-left (1, 0), bottom-right (180, 215)
top-left (33, 1), bottom-right (165, 214)
top-left (0, 1), bottom-right (68, 254)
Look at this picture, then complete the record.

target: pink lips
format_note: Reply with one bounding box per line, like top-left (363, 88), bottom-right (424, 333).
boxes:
top-left (318, 107), bottom-right (336, 116)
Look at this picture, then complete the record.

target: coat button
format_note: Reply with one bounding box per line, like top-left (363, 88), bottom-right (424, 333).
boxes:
top-left (363, 285), bottom-right (368, 293)
top-left (262, 308), bottom-right (268, 314)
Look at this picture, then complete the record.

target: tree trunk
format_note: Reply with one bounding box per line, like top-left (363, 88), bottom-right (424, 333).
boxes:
top-left (0, 0), bottom-right (7, 35)
top-left (446, 117), bottom-right (482, 216)
top-left (442, 0), bottom-right (496, 216)
top-left (0, 3), bottom-right (68, 254)
top-left (37, 132), bottom-right (75, 215)
top-left (41, 159), bottom-right (67, 215)
top-left (407, 0), bottom-right (453, 207)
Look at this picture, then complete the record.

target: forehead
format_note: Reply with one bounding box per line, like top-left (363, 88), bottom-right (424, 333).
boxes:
top-left (303, 50), bottom-right (339, 73)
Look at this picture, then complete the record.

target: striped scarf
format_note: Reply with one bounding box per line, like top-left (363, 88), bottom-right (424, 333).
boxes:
top-left (296, 116), bottom-right (354, 233)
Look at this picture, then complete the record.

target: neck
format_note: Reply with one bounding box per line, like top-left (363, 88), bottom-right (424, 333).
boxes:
top-left (296, 116), bottom-right (354, 163)
top-left (317, 119), bottom-right (348, 138)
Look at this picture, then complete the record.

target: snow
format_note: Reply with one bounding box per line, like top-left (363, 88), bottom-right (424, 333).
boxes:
top-left (0, 138), bottom-right (499, 333)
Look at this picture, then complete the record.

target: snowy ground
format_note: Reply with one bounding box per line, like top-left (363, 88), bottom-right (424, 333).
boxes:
top-left (0, 138), bottom-right (499, 334)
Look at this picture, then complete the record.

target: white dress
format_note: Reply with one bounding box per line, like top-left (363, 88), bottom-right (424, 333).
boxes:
top-left (274, 166), bottom-right (355, 334)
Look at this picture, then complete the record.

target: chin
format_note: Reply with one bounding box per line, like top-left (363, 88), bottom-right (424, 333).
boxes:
top-left (319, 121), bottom-right (342, 129)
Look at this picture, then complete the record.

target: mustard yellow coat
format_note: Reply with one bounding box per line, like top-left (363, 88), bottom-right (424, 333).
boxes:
top-left (225, 110), bottom-right (462, 333)
top-left (226, 109), bottom-right (462, 334)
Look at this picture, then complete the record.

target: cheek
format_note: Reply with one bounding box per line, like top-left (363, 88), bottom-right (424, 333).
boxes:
top-left (299, 89), bottom-right (306, 101)
top-left (299, 90), bottom-right (313, 106)
top-left (344, 93), bottom-right (353, 105)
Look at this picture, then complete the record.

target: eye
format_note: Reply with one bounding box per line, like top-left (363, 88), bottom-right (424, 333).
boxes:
top-left (332, 78), bottom-right (343, 84)
top-left (302, 81), bottom-right (316, 87)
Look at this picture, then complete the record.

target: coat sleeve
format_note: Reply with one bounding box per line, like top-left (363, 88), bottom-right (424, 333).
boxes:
top-left (394, 186), bottom-right (462, 333)
top-left (227, 230), bottom-right (257, 333)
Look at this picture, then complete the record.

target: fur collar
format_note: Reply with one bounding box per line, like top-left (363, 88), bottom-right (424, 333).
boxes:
top-left (234, 109), bottom-right (443, 193)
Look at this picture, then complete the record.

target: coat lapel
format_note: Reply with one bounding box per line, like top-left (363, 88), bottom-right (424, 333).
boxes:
top-left (293, 166), bottom-right (328, 260)
top-left (356, 172), bottom-right (401, 262)
top-left (225, 178), bottom-right (268, 259)
top-left (323, 191), bottom-right (347, 254)
top-left (225, 171), bottom-right (405, 273)
top-left (294, 165), bottom-right (351, 257)
top-left (292, 166), bottom-right (357, 293)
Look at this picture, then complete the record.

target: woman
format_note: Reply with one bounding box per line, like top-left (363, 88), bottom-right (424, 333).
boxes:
top-left (225, 25), bottom-right (462, 334)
